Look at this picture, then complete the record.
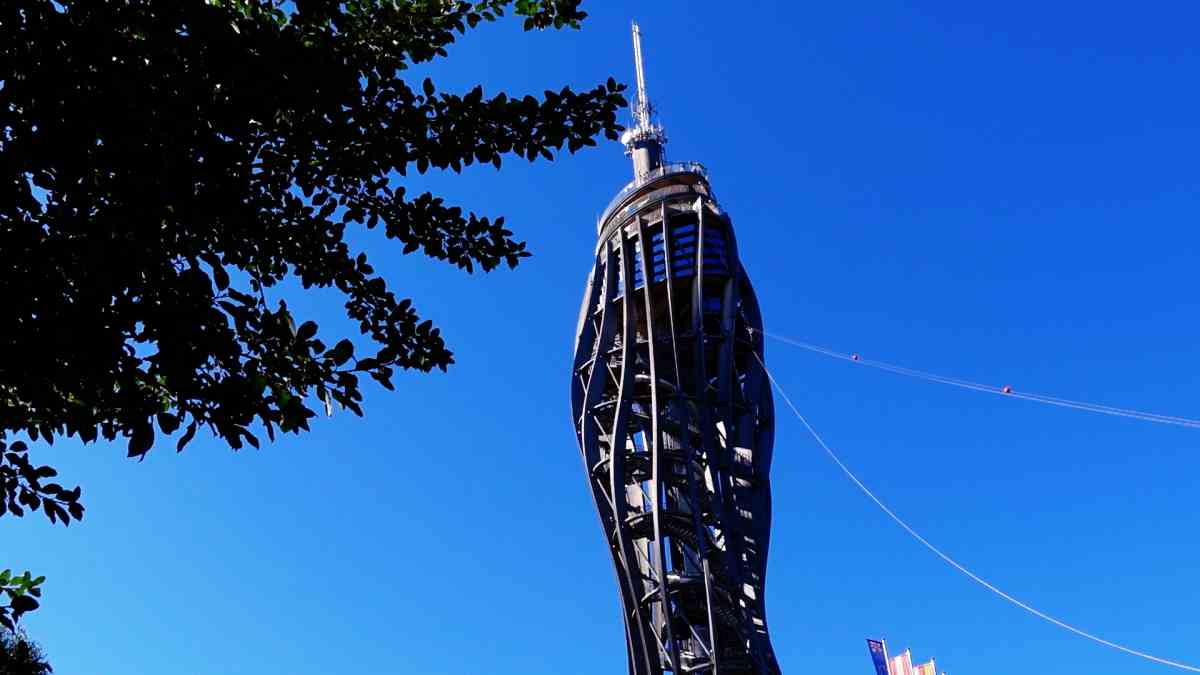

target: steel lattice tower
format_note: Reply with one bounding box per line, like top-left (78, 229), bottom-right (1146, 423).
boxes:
top-left (570, 23), bottom-right (781, 675)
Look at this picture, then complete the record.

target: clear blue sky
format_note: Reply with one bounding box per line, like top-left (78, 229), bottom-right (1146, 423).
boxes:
top-left (9, 1), bottom-right (1200, 673)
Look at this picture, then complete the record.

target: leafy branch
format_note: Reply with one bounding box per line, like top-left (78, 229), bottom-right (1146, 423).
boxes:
top-left (0, 570), bottom-right (45, 632)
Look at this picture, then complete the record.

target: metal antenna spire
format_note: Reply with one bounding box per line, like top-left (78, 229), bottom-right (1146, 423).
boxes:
top-left (631, 21), bottom-right (650, 131)
top-left (621, 20), bottom-right (665, 178)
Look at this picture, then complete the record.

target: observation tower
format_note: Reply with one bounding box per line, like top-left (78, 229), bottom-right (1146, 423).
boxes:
top-left (570, 22), bottom-right (782, 675)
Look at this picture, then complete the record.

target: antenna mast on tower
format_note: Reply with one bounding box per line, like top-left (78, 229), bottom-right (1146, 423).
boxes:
top-left (622, 21), bottom-right (666, 178)
top-left (631, 21), bottom-right (651, 131)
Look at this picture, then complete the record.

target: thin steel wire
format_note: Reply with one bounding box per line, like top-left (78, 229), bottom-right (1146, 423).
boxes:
top-left (752, 351), bottom-right (1200, 672)
top-left (757, 329), bottom-right (1200, 430)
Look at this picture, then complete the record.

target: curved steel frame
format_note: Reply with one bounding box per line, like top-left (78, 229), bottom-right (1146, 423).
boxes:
top-left (571, 169), bottom-right (781, 674)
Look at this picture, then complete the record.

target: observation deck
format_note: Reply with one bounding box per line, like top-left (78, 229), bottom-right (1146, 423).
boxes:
top-left (597, 161), bottom-right (715, 234)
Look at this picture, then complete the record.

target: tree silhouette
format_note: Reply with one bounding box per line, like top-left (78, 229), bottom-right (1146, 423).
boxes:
top-left (0, 628), bottom-right (53, 675)
top-left (1, 0), bottom-right (624, 511)
top-left (1, 0), bottom-right (625, 627)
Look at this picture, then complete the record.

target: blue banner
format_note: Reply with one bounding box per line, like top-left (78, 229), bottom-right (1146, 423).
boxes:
top-left (867, 639), bottom-right (891, 675)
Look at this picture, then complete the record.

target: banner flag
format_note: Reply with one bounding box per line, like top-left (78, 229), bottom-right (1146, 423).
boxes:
top-left (913, 659), bottom-right (937, 675)
top-left (867, 639), bottom-right (891, 675)
top-left (889, 650), bottom-right (914, 675)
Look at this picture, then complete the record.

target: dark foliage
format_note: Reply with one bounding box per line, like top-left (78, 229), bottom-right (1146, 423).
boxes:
top-left (0, 0), bottom-right (624, 526)
top-left (0, 628), bottom-right (53, 675)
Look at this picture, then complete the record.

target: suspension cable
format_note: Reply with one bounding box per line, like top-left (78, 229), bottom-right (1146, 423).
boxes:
top-left (752, 351), bottom-right (1200, 672)
top-left (755, 329), bottom-right (1200, 430)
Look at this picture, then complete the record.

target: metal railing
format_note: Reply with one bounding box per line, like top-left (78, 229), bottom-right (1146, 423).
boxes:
top-left (597, 162), bottom-right (708, 228)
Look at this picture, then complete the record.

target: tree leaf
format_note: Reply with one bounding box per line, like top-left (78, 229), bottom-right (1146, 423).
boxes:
top-left (157, 412), bottom-right (181, 434)
top-left (328, 339), bottom-right (354, 366)
top-left (10, 594), bottom-right (38, 616)
top-left (296, 321), bottom-right (318, 341)
top-left (128, 422), bottom-right (154, 458)
top-left (177, 424), bottom-right (198, 452)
